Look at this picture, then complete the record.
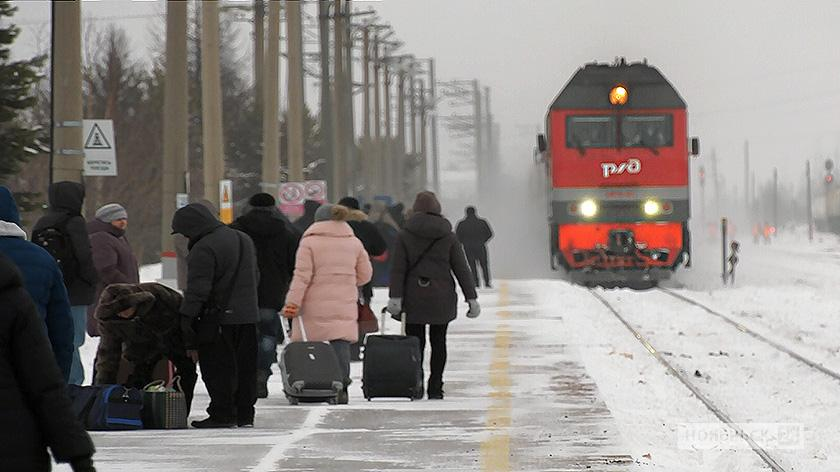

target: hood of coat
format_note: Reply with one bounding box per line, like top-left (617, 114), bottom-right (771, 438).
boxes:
top-left (48, 181), bottom-right (85, 215)
top-left (346, 209), bottom-right (368, 222)
top-left (0, 220), bottom-right (26, 239)
top-left (0, 253), bottom-right (23, 292)
top-left (235, 207), bottom-right (289, 237)
top-left (171, 203), bottom-right (223, 243)
top-left (0, 186), bottom-right (21, 224)
top-left (95, 283), bottom-right (156, 321)
top-left (88, 218), bottom-right (125, 238)
top-left (404, 211), bottom-right (452, 239)
top-left (303, 220), bottom-right (355, 239)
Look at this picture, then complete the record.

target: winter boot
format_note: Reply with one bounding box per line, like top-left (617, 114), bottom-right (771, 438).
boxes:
top-left (428, 380), bottom-right (444, 400)
top-left (256, 369), bottom-right (270, 399)
top-left (191, 417), bottom-right (236, 429)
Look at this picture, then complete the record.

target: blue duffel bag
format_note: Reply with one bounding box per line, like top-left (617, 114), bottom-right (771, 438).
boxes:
top-left (67, 384), bottom-right (144, 431)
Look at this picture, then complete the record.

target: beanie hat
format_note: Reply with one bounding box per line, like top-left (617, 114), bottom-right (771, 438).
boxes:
top-left (249, 193), bottom-right (276, 208)
top-left (412, 191), bottom-right (442, 215)
top-left (466, 206), bottom-right (477, 216)
top-left (337, 196), bottom-right (360, 210)
top-left (314, 204), bottom-right (350, 222)
top-left (95, 203), bottom-right (128, 222)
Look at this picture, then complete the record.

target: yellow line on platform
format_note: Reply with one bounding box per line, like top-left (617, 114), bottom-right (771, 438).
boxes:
top-left (481, 283), bottom-right (512, 471)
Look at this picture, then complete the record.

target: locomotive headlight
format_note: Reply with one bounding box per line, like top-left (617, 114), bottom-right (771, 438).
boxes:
top-left (643, 199), bottom-right (661, 216)
top-left (609, 85), bottom-right (629, 106)
top-left (580, 199), bottom-right (598, 218)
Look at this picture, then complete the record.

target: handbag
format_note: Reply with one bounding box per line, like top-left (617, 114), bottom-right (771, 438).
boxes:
top-left (358, 302), bottom-right (379, 335)
top-left (196, 234), bottom-right (245, 344)
top-left (141, 377), bottom-right (188, 429)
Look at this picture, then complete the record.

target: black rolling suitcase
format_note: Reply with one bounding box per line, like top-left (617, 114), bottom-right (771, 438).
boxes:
top-left (362, 310), bottom-right (424, 400)
top-left (280, 317), bottom-right (345, 405)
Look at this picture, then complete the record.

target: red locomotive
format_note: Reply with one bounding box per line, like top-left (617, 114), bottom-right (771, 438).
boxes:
top-left (537, 59), bottom-right (699, 285)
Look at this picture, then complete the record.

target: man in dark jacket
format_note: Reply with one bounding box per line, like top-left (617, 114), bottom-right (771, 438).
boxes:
top-left (32, 181), bottom-right (98, 385)
top-left (231, 193), bottom-right (298, 398)
top-left (87, 203), bottom-right (140, 338)
top-left (455, 206), bottom-right (495, 288)
top-left (172, 203), bottom-right (260, 428)
top-left (94, 283), bottom-right (198, 412)
top-left (387, 191), bottom-right (479, 399)
top-left (0, 253), bottom-right (96, 472)
top-left (293, 199), bottom-right (322, 234)
top-left (0, 186), bottom-right (74, 381)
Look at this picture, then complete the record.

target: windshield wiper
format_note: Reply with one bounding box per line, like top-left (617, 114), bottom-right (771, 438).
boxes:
top-left (640, 137), bottom-right (660, 156)
top-left (571, 135), bottom-right (587, 156)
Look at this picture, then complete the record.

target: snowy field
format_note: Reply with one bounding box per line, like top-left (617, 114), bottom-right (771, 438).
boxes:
top-left (55, 228), bottom-right (840, 471)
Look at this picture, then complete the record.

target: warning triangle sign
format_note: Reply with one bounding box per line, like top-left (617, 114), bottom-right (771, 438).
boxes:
top-left (222, 187), bottom-right (230, 203)
top-left (84, 123), bottom-right (112, 149)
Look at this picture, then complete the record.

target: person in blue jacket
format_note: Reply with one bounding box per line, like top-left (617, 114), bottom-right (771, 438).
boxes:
top-left (0, 186), bottom-right (74, 381)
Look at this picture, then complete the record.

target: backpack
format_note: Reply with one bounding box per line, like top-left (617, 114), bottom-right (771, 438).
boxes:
top-left (32, 220), bottom-right (78, 284)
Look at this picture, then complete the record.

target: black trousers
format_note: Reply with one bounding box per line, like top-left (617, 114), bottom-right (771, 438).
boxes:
top-left (198, 324), bottom-right (258, 423)
top-left (405, 323), bottom-right (449, 392)
top-left (464, 245), bottom-right (491, 287)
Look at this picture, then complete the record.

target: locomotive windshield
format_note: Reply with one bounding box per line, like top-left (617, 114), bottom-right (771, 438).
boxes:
top-left (566, 114), bottom-right (673, 150)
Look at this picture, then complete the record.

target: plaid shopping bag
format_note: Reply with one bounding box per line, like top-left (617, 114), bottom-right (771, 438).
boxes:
top-left (142, 377), bottom-right (188, 429)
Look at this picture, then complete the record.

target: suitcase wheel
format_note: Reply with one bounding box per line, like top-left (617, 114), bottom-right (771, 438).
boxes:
top-left (287, 397), bottom-right (299, 406)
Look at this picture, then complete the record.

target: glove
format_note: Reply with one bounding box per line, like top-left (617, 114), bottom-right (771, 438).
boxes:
top-left (466, 299), bottom-right (481, 318)
top-left (282, 303), bottom-right (300, 319)
top-left (386, 298), bottom-right (402, 316)
top-left (179, 315), bottom-right (197, 350)
top-left (70, 456), bottom-right (96, 472)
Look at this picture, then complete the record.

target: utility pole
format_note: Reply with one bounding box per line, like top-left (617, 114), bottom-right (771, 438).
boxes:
top-left (261, 0), bottom-right (280, 192)
top-left (773, 167), bottom-right (779, 231)
top-left (161, 0), bottom-right (188, 264)
top-left (483, 85), bottom-right (492, 197)
top-left (342, 0), bottom-right (355, 195)
top-left (418, 78), bottom-right (428, 191)
top-left (408, 74), bottom-right (417, 155)
top-left (51, 0), bottom-right (84, 184)
top-left (331, 0), bottom-right (346, 200)
top-left (201, 0), bottom-right (225, 207)
top-left (744, 140), bottom-right (749, 214)
top-left (383, 60), bottom-right (394, 198)
top-left (254, 0), bottom-right (265, 109)
top-left (318, 0), bottom-right (333, 191)
top-left (806, 160), bottom-right (813, 242)
top-left (371, 34), bottom-right (383, 195)
top-left (429, 59), bottom-right (440, 194)
top-left (286, 0), bottom-right (305, 183)
top-left (473, 79), bottom-right (483, 191)
top-left (362, 27), bottom-right (371, 140)
top-left (396, 69), bottom-right (407, 200)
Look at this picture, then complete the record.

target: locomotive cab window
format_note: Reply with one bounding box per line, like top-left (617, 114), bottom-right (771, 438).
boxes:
top-left (566, 116), bottom-right (616, 149)
top-left (621, 114), bottom-right (673, 148)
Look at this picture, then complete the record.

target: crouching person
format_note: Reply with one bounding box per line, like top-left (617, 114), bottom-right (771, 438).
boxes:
top-left (93, 283), bottom-right (198, 412)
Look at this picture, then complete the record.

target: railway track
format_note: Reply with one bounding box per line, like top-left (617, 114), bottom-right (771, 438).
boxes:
top-left (657, 287), bottom-right (840, 383)
top-left (589, 289), bottom-right (787, 472)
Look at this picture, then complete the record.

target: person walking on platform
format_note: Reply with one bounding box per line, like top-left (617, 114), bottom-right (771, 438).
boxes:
top-left (368, 201), bottom-right (401, 287)
top-left (282, 204), bottom-right (373, 404)
top-left (87, 203), bottom-right (139, 338)
top-left (387, 191), bottom-right (480, 400)
top-left (93, 282), bottom-right (198, 412)
top-left (293, 199), bottom-right (322, 234)
top-left (0, 252), bottom-right (96, 472)
top-left (231, 193), bottom-right (298, 398)
top-left (0, 187), bottom-right (74, 382)
top-left (455, 206), bottom-right (494, 288)
top-left (172, 203), bottom-right (260, 429)
top-left (32, 182), bottom-right (99, 386)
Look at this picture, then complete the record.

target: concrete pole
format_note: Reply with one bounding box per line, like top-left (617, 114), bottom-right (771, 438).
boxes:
top-left (383, 61), bottom-right (394, 198)
top-left (773, 167), bottom-right (778, 231)
top-left (161, 0), bottom-right (188, 256)
top-left (806, 160), bottom-right (813, 242)
top-left (408, 75), bottom-right (417, 155)
top-left (318, 0), bottom-right (333, 190)
top-left (51, 0), bottom-right (84, 184)
top-left (201, 0), bottom-right (225, 207)
top-left (331, 0), bottom-right (346, 200)
top-left (473, 79), bottom-right (483, 193)
top-left (254, 0), bottom-right (265, 109)
top-left (484, 86), bottom-right (493, 162)
top-left (286, 0), bottom-right (305, 183)
top-left (418, 79), bottom-right (428, 191)
top-left (396, 69), bottom-right (407, 200)
top-left (429, 58), bottom-right (440, 195)
top-left (373, 37), bottom-right (381, 141)
top-left (261, 0), bottom-right (281, 192)
top-left (362, 27), bottom-right (371, 140)
top-left (343, 0), bottom-right (355, 195)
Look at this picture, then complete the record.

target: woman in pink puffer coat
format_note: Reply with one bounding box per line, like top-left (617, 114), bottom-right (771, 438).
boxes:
top-left (283, 204), bottom-right (373, 399)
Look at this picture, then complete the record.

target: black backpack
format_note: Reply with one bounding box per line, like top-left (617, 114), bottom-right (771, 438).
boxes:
top-left (32, 220), bottom-right (78, 284)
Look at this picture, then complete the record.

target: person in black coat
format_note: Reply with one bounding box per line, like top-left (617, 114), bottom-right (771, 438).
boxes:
top-left (32, 181), bottom-right (99, 385)
top-left (231, 193), bottom-right (298, 398)
top-left (387, 192), bottom-right (479, 399)
top-left (0, 253), bottom-right (96, 472)
top-left (172, 203), bottom-right (260, 429)
top-left (293, 199), bottom-right (322, 234)
top-left (455, 206), bottom-right (495, 288)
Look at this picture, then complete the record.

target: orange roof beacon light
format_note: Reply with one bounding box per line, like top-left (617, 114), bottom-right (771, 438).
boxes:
top-left (609, 85), bottom-right (628, 106)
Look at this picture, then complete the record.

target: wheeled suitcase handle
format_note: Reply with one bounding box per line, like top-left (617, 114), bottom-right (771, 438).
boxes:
top-left (296, 315), bottom-right (308, 342)
top-left (380, 307), bottom-right (407, 336)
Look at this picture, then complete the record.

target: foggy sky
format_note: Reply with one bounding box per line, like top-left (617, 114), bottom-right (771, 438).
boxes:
top-left (10, 0), bottom-right (840, 192)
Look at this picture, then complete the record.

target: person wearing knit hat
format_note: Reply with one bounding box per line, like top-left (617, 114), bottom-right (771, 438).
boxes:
top-left (86, 203), bottom-right (139, 339)
top-left (386, 191), bottom-right (479, 400)
top-left (248, 193), bottom-right (276, 208)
